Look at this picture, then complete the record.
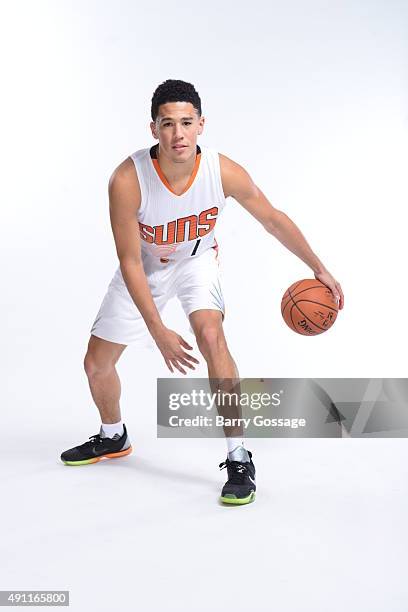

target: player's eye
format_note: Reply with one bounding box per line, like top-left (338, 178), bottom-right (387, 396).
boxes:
top-left (183, 121), bottom-right (192, 125)
top-left (163, 122), bottom-right (172, 127)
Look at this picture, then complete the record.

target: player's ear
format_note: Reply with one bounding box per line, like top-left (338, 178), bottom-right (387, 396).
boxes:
top-left (197, 115), bottom-right (205, 135)
top-left (150, 121), bottom-right (158, 139)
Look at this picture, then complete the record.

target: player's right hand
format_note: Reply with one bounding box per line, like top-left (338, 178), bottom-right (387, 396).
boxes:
top-left (154, 327), bottom-right (200, 374)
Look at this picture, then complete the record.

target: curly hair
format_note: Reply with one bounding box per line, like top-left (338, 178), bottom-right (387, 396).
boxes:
top-left (151, 79), bottom-right (202, 121)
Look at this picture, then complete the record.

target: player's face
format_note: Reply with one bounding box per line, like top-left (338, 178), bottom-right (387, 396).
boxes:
top-left (150, 102), bottom-right (205, 162)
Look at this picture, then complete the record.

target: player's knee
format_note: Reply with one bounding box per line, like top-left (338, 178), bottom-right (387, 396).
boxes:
top-left (83, 351), bottom-right (113, 379)
top-left (196, 325), bottom-right (225, 358)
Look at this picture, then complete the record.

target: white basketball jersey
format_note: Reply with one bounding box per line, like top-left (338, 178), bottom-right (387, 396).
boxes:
top-left (129, 144), bottom-right (226, 263)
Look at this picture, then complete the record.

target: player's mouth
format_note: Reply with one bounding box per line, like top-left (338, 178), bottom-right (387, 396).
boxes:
top-left (172, 145), bottom-right (187, 150)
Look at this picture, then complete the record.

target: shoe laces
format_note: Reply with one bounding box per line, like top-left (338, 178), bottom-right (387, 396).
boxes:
top-left (219, 460), bottom-right (249, 484)
top-left (86, 433), bottom-right (104, 446)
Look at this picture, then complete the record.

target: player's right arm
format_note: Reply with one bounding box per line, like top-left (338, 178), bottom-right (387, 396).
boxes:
top-left (108, 159), bottom-right (199, 374)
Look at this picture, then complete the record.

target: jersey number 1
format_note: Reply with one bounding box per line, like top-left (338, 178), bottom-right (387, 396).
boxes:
top-left (190, 239), bottom-right (201, 256)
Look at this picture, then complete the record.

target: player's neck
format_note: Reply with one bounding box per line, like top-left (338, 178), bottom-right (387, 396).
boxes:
top-left (156, 144), bottom-right (197, 183)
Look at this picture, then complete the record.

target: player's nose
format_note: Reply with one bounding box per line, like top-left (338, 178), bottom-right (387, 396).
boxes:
top-left (174, 123), bottom-right (184, 138)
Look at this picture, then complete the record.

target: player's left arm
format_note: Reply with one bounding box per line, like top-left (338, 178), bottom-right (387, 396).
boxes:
top-left (219, 154), bottom-right (344, 309)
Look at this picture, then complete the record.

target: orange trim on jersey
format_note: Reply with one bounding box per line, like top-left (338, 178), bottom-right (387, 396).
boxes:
top-left (152, 153), bottom-right (201, 196)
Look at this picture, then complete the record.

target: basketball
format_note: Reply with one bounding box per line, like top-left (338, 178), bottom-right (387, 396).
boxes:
top-left (281, 279), bottom-right (339, 335)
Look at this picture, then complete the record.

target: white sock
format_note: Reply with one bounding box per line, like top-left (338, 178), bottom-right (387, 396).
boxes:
top-left (101, 420), bottom-right (124, 439)
top-left (226, 437), bottom-right (244, 454)
top-left (226, 437), bottom-right (250, 462)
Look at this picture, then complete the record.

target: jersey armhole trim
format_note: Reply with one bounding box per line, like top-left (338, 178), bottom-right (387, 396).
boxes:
top-left (129, 151), bottom-right (147, 216)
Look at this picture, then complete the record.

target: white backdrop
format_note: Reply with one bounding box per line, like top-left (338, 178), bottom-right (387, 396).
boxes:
top-left (1, 1), bottom-right (408, 611)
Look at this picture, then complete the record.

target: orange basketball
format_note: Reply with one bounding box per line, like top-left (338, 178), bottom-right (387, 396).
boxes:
top-left (281, 279), bottom-right (338, 335)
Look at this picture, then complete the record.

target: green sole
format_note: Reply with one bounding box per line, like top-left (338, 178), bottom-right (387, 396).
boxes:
top-left (220, 492), bottom-right (256, 505)
top-left (62, 458), bottom-right (99, 466)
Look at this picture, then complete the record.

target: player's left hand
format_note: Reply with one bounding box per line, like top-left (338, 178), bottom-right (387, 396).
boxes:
top-left (314, 269), bottom-right (344, 309)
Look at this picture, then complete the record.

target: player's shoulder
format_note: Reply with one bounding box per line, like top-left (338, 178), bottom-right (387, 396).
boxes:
top-left (218, 152), bottom-right (248, 176)
top-left (217, 152), bottom-right (252, 198)
top-left (109, 153), bottom-right (142, 191)
top-left (108, 153), bottom-right (144, 207)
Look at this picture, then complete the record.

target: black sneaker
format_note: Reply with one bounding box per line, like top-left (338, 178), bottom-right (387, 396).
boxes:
top-left (60, 424), bottom-right (132, 466)
top-left (219, 451), bottom-right (256, 505)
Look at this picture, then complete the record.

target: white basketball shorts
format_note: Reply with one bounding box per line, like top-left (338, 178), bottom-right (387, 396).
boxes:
top-left (90, 246), bottom-right (225, 346)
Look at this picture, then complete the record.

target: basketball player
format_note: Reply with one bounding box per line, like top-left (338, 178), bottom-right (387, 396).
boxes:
top-left (61, 80), bottom-right (344, 505)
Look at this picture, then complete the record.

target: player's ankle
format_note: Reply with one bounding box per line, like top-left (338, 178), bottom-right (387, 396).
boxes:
top-left (101, 420), bottom-right (124, 438)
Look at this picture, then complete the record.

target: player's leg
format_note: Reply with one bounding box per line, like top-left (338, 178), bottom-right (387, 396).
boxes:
top-left (189, 309), bottom-right (243, 440)
top-left (83, 334), bottom-right (127, 424)
top-left (189, 310), bottom-right (243, 442)
top-left (175, 248), bottom-right (256, 503)
top-left (176, 248), bottom-right (242, 440)
top-left (60, 334), bottom-right (131, 466)
top-left (60, 257), bottom-right (173, 465)
top-left (189, 310), bottom-right (235, 377)
top-left (189, 309), bottom-right (256, 505)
